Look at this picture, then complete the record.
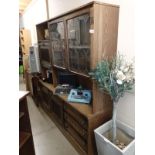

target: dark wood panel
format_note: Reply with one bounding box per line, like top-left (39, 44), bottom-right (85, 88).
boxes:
top-left (19, 93), bottom-right (35, 155)
top-left (87, 109), bottom-right (112, 155)
top-left (64, 112), bottom-right (87, 140)
top-left (64, 104), bottom-right (88, 129)
top-left (19, 132), bottom-right (31, 149)
top-left (19, 112), bottom-right (25, 119)
top-left (65, 122), bottom-right (88, 152)
top-left (52, 95), bottom-right (64, 124)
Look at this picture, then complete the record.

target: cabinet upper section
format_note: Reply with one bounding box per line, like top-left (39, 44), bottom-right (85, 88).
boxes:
top-left (36, 1), bottom-right (119, 76)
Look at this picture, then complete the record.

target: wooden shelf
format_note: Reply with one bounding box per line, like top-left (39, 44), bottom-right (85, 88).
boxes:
top-left (39, 80), bottom-right (55, 92)
top-left (19, 112), bottom-right (24, 119)
top-left (19, 131), bottom-right (31, 149)
top-left (39, 80), bottom-right (93, 117)
top-left (62, 95), bottom-right (93, 117)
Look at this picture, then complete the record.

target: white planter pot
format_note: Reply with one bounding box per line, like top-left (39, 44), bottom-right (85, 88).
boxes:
top-left (94, 120), bottom-right (135, 155)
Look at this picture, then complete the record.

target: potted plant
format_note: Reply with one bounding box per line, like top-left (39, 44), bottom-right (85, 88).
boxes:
top-left (89, 54), bottom-right (135, 155)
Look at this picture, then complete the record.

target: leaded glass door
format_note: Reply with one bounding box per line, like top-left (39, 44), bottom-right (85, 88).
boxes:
top-left (49, 21), bottom-right (66, 68)
top-left (67, 13), bottom-right (90, 75)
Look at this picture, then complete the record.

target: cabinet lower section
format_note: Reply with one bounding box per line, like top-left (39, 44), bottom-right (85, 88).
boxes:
top-left (33, 80), bottom-right (112, 155)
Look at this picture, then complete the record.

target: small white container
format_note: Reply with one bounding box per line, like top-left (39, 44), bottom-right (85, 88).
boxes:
top-left (94, 120), bottom-right (135, 155)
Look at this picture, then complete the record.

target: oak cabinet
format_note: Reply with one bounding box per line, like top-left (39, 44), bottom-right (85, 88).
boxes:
top-left (36, 1), bottom-right (119, 155)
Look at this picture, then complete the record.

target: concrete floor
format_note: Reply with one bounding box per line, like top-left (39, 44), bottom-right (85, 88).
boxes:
top-left (19, 75), bottom-right (79, 155)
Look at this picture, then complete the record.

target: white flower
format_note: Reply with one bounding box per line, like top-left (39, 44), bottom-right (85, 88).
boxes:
top-left (120, 61), bottom-right (132, 73)
top-left (117, 79), bottom-right (123, 85)
top-left (126, 60), bottom-right (133, 67)
top-left (125, 75), bottom-right (132, 82)
top-left (121, 65), bottom-right (129, 72)
top-left (125, 71), bottom-right (134, 82)
top-left (120, 66), bottom-right (125, 71)
top-left (116, 71), bottom-right (126, 81)
top-left (124, 67), bottom-right (129, 72)
top-left (113, 69), bottom-right (118, 74)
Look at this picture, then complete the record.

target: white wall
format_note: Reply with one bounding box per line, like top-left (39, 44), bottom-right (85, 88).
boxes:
top-left (48, 0), bottom-right (135, 128)
top-left (48, 0), bottom-right (92, 18)
top-left (22, 0), bottom-right (47, 45)
top-left (115, 0), bottom-right (135, 128)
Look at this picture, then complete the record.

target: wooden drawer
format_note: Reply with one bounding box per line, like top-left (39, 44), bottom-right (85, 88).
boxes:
top-left (52, 96), bottom-right (64, 124)
top-left (38, 82), bottom-right (53, 112)
top-left (42, 86), bottom-right (49, 94)
top-left (41, 87), bottom-right (51, 110)
top-left (48, 92), bottom-right (54, 111)
top-left (64, 104), bottom-right (88, 129)
top-left (64, 112), bottom-right (87, 140)
top-left (64, 122), bottom-right (87, 152)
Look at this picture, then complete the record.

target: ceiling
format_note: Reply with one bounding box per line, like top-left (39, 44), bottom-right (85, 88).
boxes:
top-left (19, 0), bottom-right (32, 14)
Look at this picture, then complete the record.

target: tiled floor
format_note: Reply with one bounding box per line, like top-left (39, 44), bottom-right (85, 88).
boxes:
top-left (19, 75), bottom-right (79, 155)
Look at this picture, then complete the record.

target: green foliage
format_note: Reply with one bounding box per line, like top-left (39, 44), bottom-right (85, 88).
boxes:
top-left (89, 55), bottom-right (135, 102)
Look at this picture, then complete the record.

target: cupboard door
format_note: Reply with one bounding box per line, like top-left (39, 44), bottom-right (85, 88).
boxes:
top-left (67, 14), bottom-right (90, 75)
top-left (49, 21), bottom-right (66, 68)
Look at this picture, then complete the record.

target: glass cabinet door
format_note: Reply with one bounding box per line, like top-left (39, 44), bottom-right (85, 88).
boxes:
top-left (49, 21), bottom-right (66, 68)
top-left (67, 13), bottom-right (90, 75)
